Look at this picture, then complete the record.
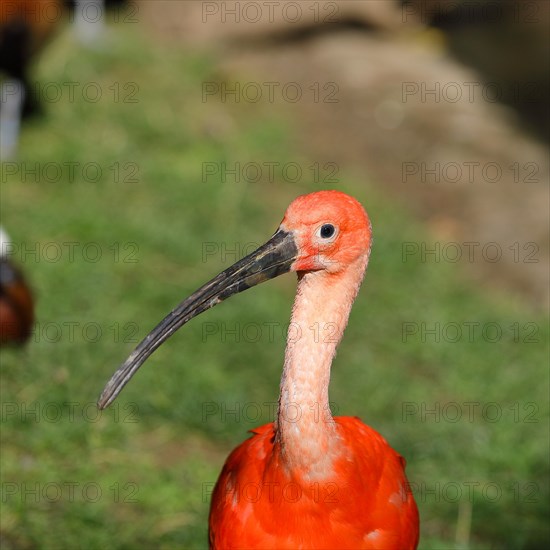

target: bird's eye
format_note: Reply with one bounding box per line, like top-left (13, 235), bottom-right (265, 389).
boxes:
top-left (320, 224), bottom-right (336, 239)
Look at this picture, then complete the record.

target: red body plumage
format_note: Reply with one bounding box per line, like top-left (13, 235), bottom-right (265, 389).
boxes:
top-left (210, 418), bottom-right (418, 549)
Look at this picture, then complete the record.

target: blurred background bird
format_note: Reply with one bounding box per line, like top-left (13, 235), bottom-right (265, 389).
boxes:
top-left (0, 227), bottom-right (34, 345)
top-left (0, 0), bottom-right (126, 158)
top-left (0, 0), bottom-right (63, 158)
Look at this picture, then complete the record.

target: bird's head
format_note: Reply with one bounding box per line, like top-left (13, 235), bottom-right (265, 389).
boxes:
top-left (281, 190), bottom-right (372, 274)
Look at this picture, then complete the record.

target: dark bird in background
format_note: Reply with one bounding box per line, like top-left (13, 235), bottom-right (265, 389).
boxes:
top-left (0, 0), bottom-right (63, 157)
top-left (0, 228), bottom-right (34, 345)
top-left (0, 0), bottom-right (127, 157)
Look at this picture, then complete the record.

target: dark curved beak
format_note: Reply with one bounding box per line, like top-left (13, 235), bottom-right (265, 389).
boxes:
top-left (97, 228), bottom-right (297, 409)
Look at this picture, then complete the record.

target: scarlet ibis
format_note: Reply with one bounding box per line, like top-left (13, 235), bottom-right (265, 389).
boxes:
top-left (98, 190), bottom-right (419, 549)
top-left (0, 228), bottom-right (34, 345)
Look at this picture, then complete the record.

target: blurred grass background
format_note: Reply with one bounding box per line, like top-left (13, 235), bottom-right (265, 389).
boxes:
top-left (1, 9), bottom-right (549, 550)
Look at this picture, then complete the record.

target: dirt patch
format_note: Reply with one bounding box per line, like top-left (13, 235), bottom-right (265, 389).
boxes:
top-left (137, 0), bottom-right (549, 309)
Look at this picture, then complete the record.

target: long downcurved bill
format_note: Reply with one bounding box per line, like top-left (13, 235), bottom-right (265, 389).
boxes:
top-left (97, 228), bottom-right (297, 409)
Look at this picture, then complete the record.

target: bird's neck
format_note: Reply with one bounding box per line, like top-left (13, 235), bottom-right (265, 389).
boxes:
top-left (275, 257), bottom-right (367, 480)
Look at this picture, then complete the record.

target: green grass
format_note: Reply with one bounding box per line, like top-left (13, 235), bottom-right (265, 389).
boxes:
top-left (1, 19), bottom-right (548, 550)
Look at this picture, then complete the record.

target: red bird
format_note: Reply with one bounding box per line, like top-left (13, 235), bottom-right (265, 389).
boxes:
top-left (98, 191), bottom-right (419, 549)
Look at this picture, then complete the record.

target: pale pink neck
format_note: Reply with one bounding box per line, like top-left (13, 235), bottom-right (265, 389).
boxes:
top-left (275, 256), bottom-right (367, 480)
